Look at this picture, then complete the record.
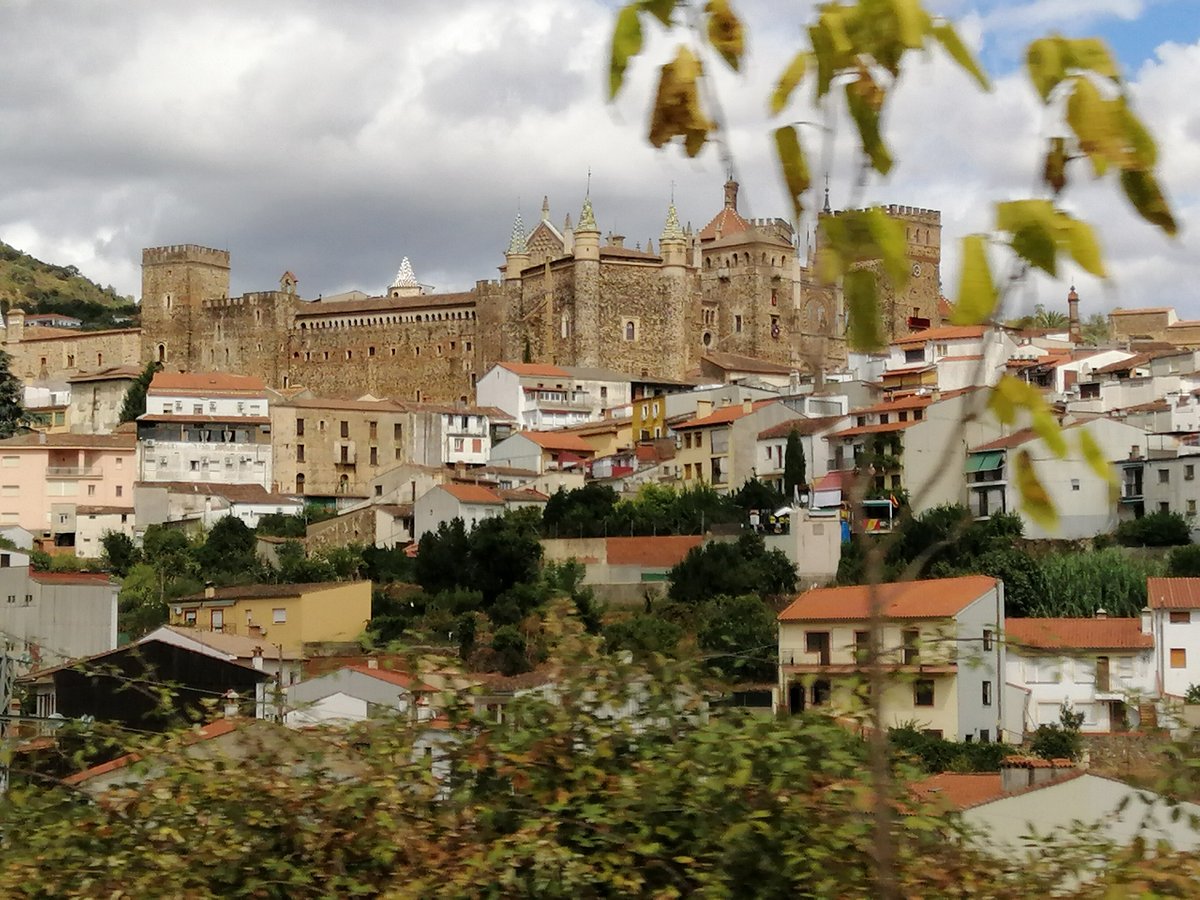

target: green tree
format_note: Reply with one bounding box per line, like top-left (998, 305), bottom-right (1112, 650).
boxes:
top-left (0, 348), bottom-right (28, 438)
top-left (1168, 544), bottom-right (1200, 577)
top-left (783, 428), bottom-right (806, 499)
top-left (732, 477), bottom-right (784, 515)
top-left (467, 514), bottom-right (543, 605)
top-left (118, 359), bottom-right (160, 424)
top-left (1030, 303), bottom-right (1069, 330)
top-left (972, 547), bottom-right (1047, 618)
top-left (100, 531), bottom-right (140, 577)
top-left (668, 532), bottom-right (796, 604)
top-left (195, 515), bottom-right (257, 576)
top-left (1080, 312), bottom-right (1111, 346)
top-left (116, 563), bottom-right (169, 638)
top-left (1116, 510), bottom-right (1191, 547)
top-left (414, 518), bottom-right (470, 595)
top-left (697, 593), bottom-right (777, 682)
top-left (604, 613), bottom-right (683, 658)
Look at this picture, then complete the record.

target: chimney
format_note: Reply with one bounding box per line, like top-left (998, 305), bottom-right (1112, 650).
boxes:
top-left (609, 234), bottom-right (625, 248)
top-left (223, 689), bottom-right (240, 719)
top-left (204, 581), bottom-right (216, 600)
top-left (1141, 606), bottom-right (1152, 635)
top-left (1067, 285), bottom-right (1081, 344)
top-left (695, 399), bottom-right (713, 418)
top-left (742, 398), bottom-right (754, 414)
top-left (251, 646), bottom-right (264, 671)
top-left (1095, 607), bottom-right (1107, 619)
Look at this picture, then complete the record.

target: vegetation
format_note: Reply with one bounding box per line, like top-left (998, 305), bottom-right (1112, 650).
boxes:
top-left (541, 482), bottom-right (744, 537)
top-left (0, 348), bottom-right (29, 438)
top-left (1168, 544), bottom-right (1200, 577)
top-left (0, 239), bottom-right (138, 329)
top-left (1037, 547), bottom-right (1163, 618)
top-left (1029, 703), bottom-right (1086, 761)
top-left (889, 726), bottom-right (1009, 774)
top-left (117, 359), bottom-right (161, 424)
top-left (783, 427), bottom-right (806, 498)
top-left (1115, 510), bottom-right (1192, 547)
top-left (668, 531), bottom-right (796, 604)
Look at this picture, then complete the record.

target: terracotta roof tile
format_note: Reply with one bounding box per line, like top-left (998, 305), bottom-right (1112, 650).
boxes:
top-left (892, 325), bottom-right (986, 346)
top-left (828, 420), bottom-right (919, 439)
top-left (150, 372), bottom-right (267, 393)
top-left (518, 431), bottom-right (594, 453)
top-left (497, 488), bottom-right (549, 503)
top-left (778, 575), bottom-right (999, 621)
top-left (346, 665), bottom-right (434, 691)
top-left (912, 773), bottom-right (1005, 810)
top-left (1110, 307), bottom-right (1174, 315)
top-left (1147, 577), bottom-right (1200, 610)
top-left (675, 399), bottom-right (778, 430)
top-left (496, 361), bottom-right (572, 377)
top-left (178, 582), bottom-right (360, 602)
top-left (0, 432), bottom-right (135, 450)
top-left (758, 415), bottom-right (847, 441)
top-left (440, 483), bottom-right (504, 505)
top-left (1005, 617), bottom-right (1153, 650)
top-left (67, 365), bottom-right (144, 383)
top-left (698, 205), bottom-right (751, 242)
top-left (138, 414), bottom-right (271, 425)
top-left (63, 719), bottom-right (239, 786)
top-left (700, 351), bottom-right (796, 375)
top-left (606, 535), bottom-right (703, 567)
top-left (136, 481), bottom-right (300, 505)
top-left (969, 421), bottom-right (1087, 453)
top-left (29, 571), bottom-right (114, 586)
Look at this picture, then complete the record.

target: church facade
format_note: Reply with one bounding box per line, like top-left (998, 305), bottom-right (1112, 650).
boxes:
top-left (138, 182), bottom-right (943, 403)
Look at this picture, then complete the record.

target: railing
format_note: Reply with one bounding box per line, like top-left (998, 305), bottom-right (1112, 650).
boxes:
top-left (45, 466), bottom-right (101, 478)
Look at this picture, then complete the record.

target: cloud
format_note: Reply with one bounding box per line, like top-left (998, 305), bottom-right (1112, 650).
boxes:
top-left (0, 0), bottom-right (1195, 327)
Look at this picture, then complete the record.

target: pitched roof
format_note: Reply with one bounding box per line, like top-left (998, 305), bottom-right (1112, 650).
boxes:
top-left (178, 582), bottom-right (360, 602)
top-left (1110, 307), bottom-right (1174, 315)
top-left (698, 205), bottom-right (751, 242)
top-left (1147, 577), bottom-right (1200, 610)
top-left (675, 399), bottom-right (778, 430)
top-left (828, 420), bottom-right (918, 439)
top-left (75, 505), bottom-right (135, 516)
top-left (1005, 617), bottom-right (1153, 650)
top-left (606, 535), bottom-right (703, 568)
top-left (517, 430), bottom-right (594, 453)
top-left (912, 773), bottom-right (1005, 810)
top-left (701, 351), bottom-right (796, 375)
top-left (29, 571), bottom-right (114, 586)
top-left (969, 421), bottom-right (1088, 453)
top-left (281, 396), bottom-right (403, 412)
top-left (157, 625), bottom-right (304, 660)
top-left (346, 665), bottom-right (433, 691)
top-left (149, 372), bottom-right (267, 394)
top-left (440, 483), bottom-right (504, 505)
top-left (0, 432), bottom-right (135, 450)
top-left (138, 414), bottom-right (271, 425)
top-left (495, 361), bottom-right (571, 378)
top-left (135, 481), bottom-right (301, 505)
top-left (778, 575), bottom-right (998, 622)
top-left (497, 488), bottom-right (549, 503)
top-left (758, 415), bottom-right (847, 441)
top-left (67, 365), bottom-right (144, 384)
top-left (63, 719), bottom-right (240, 786)
top-left (892, 325), bottom-right (986, 346)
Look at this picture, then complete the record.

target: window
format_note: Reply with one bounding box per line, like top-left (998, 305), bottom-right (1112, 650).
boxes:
top-left (1170, 611), bottom-right (1191, 624)
top-left (1071, 478), bottom-right (1080, 491)
top-left (811, 679), bottom-right (831, 706)
top-left (184, 609), bottom-right (197, 625)
top-left (297, 444), bottom-right (305, 463)
top-left (296, 418), bottom-right (305, 437)
top-left (369, 421), bottom-right (378, 440)
top-left (734, 314), bottom-right (743, 333)
top-left (1190, 500), bottom-right (1197, 516)
top-left (1161, 502), bottom-right (1171, 514)
top-left (805, 631), bottom-right (831, 665)
top-left (369, 446), bottom-right (378, 466)
top-left (1188, 464), bottom-right (1195, 481)
top-left (854, 630), bottom-right (870, 662)
top-left (913, 679), bottom-right (935, 707)
top-left (902, 629), bottom-right (920, 664)
top-left (87, 484), bottom-right (96, 496)
top-left (981, 680), bottom-right (992, 706)
top-left (982, 628), bottom-right (993, 651)
top-left (190, 460), bottom-right (200, 471)
top-left (116, 485), bottom-right (123, 498)
top-left (340, 421), bottom-right (349, 439)
top-left (394, 423), bottom-right (403, 442)
top-left (272, 608), bottom-right (287, 624)
top-left (453, 438), bottom-right (464, 452)
top-left (0, 554), bottom-right (7, 568)
top-left (1171, 648), bottom-right (1187, 669)
top-left (624, 320), bottom-right (636, 341)
top-left (1159, 468), bottom-right (1170, 484)
top-left (905, 348), bottom-right (924, 364)
top-left (211, 609), bottom-right (224, 632)
top-left (979, 729), bottom-right (990, 743)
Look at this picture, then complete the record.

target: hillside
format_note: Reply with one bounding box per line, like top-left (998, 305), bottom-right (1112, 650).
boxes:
top-left (0, 240), bottom-right (139, 331)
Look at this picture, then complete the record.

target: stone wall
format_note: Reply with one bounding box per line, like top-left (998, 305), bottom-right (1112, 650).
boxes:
top-left (4, 326), bottom-right (142, 383)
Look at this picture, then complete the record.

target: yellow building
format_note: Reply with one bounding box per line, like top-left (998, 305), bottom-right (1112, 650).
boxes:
top-left (777, 575), bottom-right (1008, 743)
top-left (554, 416), bottom-right (632, 459)
top-left (632, 394), bottom-right (668, 442)
top-left (171, 581), bottom-right (372, 649)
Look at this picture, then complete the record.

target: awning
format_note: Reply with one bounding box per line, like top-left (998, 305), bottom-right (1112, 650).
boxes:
top-left (965, 451), bottom-right (1004, 473)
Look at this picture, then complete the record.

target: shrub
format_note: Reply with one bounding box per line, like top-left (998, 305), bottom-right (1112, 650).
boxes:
top-left (1115, 510), bottom-right (1191, 547)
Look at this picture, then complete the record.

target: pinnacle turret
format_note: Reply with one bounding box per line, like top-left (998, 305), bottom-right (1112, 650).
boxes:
top-left (391, 257), bottom-right (418, 288)
top-left (578, 196), bottom-right (598, 232)
top-left (507, 211), bottom-right (528, 254)
top-left (660, 202), bottom-right (684, 241)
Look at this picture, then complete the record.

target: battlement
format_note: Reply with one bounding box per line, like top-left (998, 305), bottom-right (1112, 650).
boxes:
top-left (142, 244), bottom-right (231, 267)
top-left (831, 205), bottom-right (941, 225)
top-left (201, 291), bottom-right (290, 309)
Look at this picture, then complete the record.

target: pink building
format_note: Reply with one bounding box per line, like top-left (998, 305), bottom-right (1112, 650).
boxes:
top-left (0, 428), bottom-right (136, 555)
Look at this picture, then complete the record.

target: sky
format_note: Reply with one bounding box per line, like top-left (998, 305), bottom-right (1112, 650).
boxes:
top-left (1, 0), bottom-right (1198, 321)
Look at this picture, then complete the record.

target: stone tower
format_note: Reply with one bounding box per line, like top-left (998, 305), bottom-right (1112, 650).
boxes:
top-left (572, 196), bottom-right (601, 366)
top-left (885, 205), bottom-right (942, 339)
top-left (140, 244), bottom-right (231, 368)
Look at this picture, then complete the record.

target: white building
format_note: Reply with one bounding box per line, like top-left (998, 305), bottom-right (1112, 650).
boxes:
top-left (756, 414), bottom-right (850, 493)
top-left (879, 325), bottom-right (1017, 393)
top-left (1071, 349), bottom-right (1200, 415)
top-left (476, 362), bottom-right (633, 430)
top-left (136, 372), bottom-right (273, 489)
top-left (0, 560), bottom-right (118, 672)
top-left (412, 482), bottom-right (547, 539)
top-left (67, 365), bottom-right (143, 435)
top-left (134, 481), bottom-right (303, 532)
top-left (1005, 616), bottom-right (1156, 734)
top-left (1147, 578), bottom-right (1200, 700)
top-left (965, 416), bottom-right (1150, 540)
top-left (75, 505), bottom-right (136, 557)
top-left (284, 664), bottom-right (437, 727)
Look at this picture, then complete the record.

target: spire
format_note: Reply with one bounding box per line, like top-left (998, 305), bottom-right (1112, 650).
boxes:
top-left (507, 210), bottom-right (527, 254)
top-left (661, 201), bottom-right (684, 241)
top-left (578, 195), bottom-right (598, 232)
top-left (391, 257), bottom-right (418, 288)
top-left (541, 195), bottom-right (550, 221)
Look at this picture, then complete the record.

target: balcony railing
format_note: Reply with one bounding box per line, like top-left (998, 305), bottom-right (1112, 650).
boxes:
top-left (45, 466), bottom-right (101, 478)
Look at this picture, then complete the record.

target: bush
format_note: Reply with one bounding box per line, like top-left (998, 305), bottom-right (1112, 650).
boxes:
top-left (1168, 544), bottom-right (1200, 577)
top-left (1029, 703), bottom-right (1084, 761)
top-left (888, 726), bottom-right (1008, 773)
top-left (1115, 510), bottom-right (1191, 547)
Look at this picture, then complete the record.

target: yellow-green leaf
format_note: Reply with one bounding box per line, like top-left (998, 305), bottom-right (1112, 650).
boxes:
top-left (1120, 169), bottom-right (1178, 236)
top-left (845, 78), bottom-right (892, 175)
top-left (931, 22), bottom-right (990, 90)
top-left (1066, 75), bottom-right (1116, 176)
top-left (1014, 448), bottom-right (1058, 530)
top-left (706, 0), bottom-right (744, 71)
top-left (844, 269), bottom-right (885, 352)
top-left (809, 22), bottom-right (836, 99)
top-left (888, 0), bottom-right (925, 48)
top-left (1119, 102), bottom-right (1158, 168)
top-left (1065, 37), bottom-right (1120, 81)
top-left (864, 207), bottom-right (909, 290)
top-left (770, 52), bottom-right (808, 115)
top-left (989, 374), bottom-right (1033, 426)
top-left (647, 46), bottom-right (713, 156)
top-left (1079, 428), bottom-right (1117, 489)
top-left (1030, 405), bottom-right (1067, 458)
top-left (816, 246), bottom-right (844, 284)
top-left (950, 235), bottom-right (997, 325)
top-left (773, 125), bottom-right (810, 221)
top-left (996, 199), bottom-right (1058, 275)
top-left (1026, 37), bottom-right (1065, 102)
top-left (1043, 136), bottom-right (1068, 194)
top-left (609, 4), bottom-right (644, 100)
top-left (1063, 217), bottom-right (1107, 278)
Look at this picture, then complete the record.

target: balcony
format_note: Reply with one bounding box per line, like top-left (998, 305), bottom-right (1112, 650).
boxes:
top-left (46, 466), bottom-right (101, 479)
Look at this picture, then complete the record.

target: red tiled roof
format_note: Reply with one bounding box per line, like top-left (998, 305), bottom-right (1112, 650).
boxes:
top-left (67, 365), bottom-right (143, 384)
top-left (178, 582), bottom-right (359, 602)
top-left (969, 421), bottom-right (1086, 453)
top-left (606, 535), bottom-right (703, 568)
top-left (698, 205), bottom-right (751, 242)
top-left (814, 470), bottom-right (852, 491)
top-left (828, 420), bottom-right (918, 439)
top-left (700, 351), bottom-right (796, 376)
top-left (1005, 617), bottom-right (1153, 650)
top-left (1147, 578), bottom-right (1200, 610)
top-left (938, 354), bottom-right (983, 362)
top-left (496, 361), bottom-right (571, 377)
top-left (347, 665), bottom-right (434, 692)
top-left (1110, 307), bottom-right (1174, 316)
top-left (758, 415), bottom-right (847, 441)
top-left (778, 575), bottom-right (999, 622)
top-left (497, 488), bottom-right (549, 503)
top-left (848, 388), bottom-right (978, 416)
top-left (440, 483), bottom-right (504, 505)
top-left (881, 364), bottom-right (935, 376)
top-left (0, 432), bottom-right (135, 450)
top-left (675, 399), bottom-right (778, 430)
top-left (912, 773), bottom-right (1005, 810)
top-left (63, 719), bottom-right (239, 786)
top-left (518, 431), bottom-right (594, 453)
top-left (29, 571), bottom-right (114, 586)
top-left (893, 325), bottom-right (986, 346)
top-left (138, 414), bottom-right (271, 425)
top-left (938, 297), bottom-right (955, 319)
top-left (149, 372), bottom-right (267, 394)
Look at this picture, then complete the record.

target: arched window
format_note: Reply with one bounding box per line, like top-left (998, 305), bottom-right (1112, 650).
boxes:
top-left (157, 343), bottom-right (166, 363)
top-left (96, 353), bottom-right (103, 366)
top-left (624, 321), bottom-right (636, 341)
top-left (295, 473), bottom-right (305, 493)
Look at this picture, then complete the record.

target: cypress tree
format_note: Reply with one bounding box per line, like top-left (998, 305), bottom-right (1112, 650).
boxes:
top-left (0, 349), bottom-right (27, 438)
top-left (119, 359), bottom-right (161, 424)
top-left (783, 428), bottom-right (806, 500)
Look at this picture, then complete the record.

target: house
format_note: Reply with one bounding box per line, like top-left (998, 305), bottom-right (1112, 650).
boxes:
top-left (916, 761), bottom-right (1200, 857)
top-left (74, 504), bottom-right (136, 554)
top-left (21, 638), bottom-right (272, 731)
top-left (283, 664), bottom-right (437, 727)
top-left (540, 534), bottom-right (704, 601)
top-left (0, 430), bottom-right (136, 554)
top-left (756, 415), bottom-right (850, 494)
top-left (0, 560), bottom-right (117, 671)
top-left (488, 430), bottom-right (595, 475)
top-left (412, 482), bottom-right (549, 539)
top-left (169, 581), bottom-right (373, 650)
top-left (1070, 349), bottom-right (1200, 415)
top-left (1122, 451), bottom-right (1200, 528)
top-left (1004, 616), bottom-right (1155, 734)
top-left (142, 623), bottom-right (305, 695)
top-left (1146, 578), bottom-right (1200, 700)
top-left (67, 365), bottom-right (143, 435)
top-left (697, 351), bottom-right (798, 388)
top-left (672, 398), bottom-right (795, 493)
top-left (23, 379), bottom-right (71, 433)
top-left (880, 324), bottom-right (1016, 393)
top-left (965, 416), bottom-right (1150, 539)
top-left (778, 575), bottom-right (1009, 742)
top-left (137, 371), bottom-right (273, 489)
top-left (134, 480), bottom-right (303, 532)
top-left (25, 313), bottom-right (82, 330)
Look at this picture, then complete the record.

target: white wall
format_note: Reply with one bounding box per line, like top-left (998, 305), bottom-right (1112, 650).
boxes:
top-left (1154, 607), bottom-right (1200, 698)
top-left (954, 586), bottom-right (1007, 743)
top-left (1006, 648), bottom-right (1155, 733)
top-left (147, 391), bottom-right (268, 419)
top-left (284, 691), bottom-right (369, 726)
